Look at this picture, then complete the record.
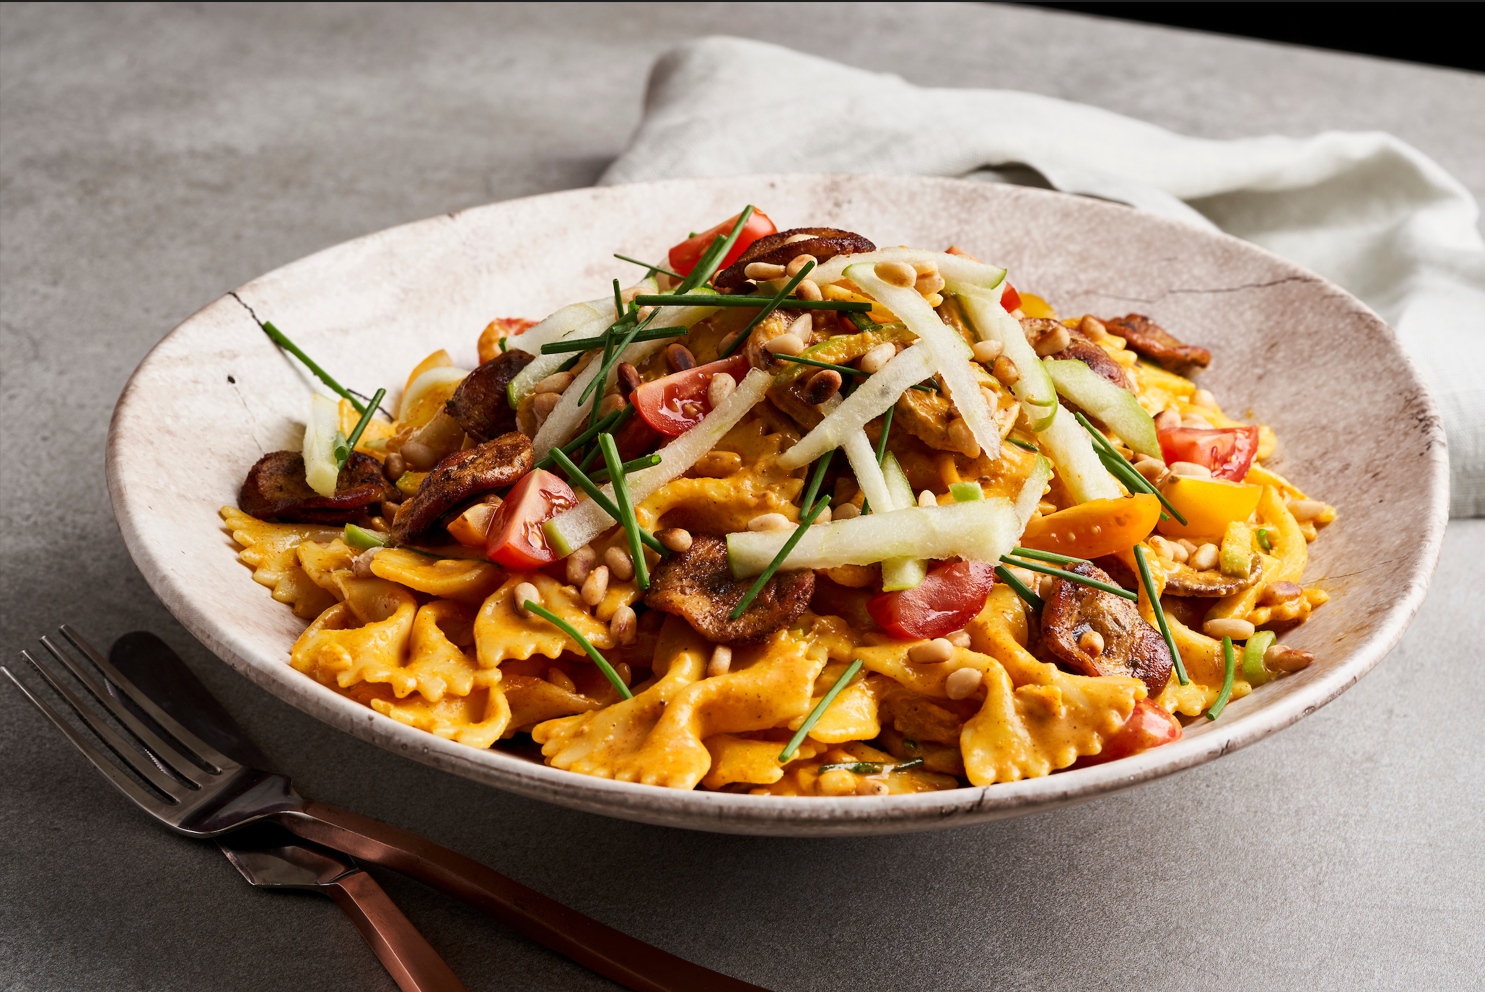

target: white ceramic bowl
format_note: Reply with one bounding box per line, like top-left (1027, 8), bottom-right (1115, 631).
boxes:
top-left (106, 175), bottom-right (1448, 836)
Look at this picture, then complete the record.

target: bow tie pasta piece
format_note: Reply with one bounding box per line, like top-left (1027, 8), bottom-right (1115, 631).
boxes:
top-left (503, 675), bottom-right (603, 735)
top-left (474, 572), bottom-right (613, 667)
top-left (700, 734), bottom-right (826, 791)
top-left (291, 577), bottom-right (417, 691)
top-left (800, 672), bottom-right (897, 745)
top-left (297, 538), bottom-right (358, 595)
top-left (369, 548), bottom-right (506, 605)
top-left (340, 682), bottom-right (510, 751)
top-left (221, 507), bottom-right (340, 618)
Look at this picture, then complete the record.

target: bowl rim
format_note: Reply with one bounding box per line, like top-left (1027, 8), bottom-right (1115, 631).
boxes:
top-left (106, 173), bottom-right (1450, 836)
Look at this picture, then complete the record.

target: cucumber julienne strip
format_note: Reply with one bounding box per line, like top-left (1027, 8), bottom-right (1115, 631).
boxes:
top-left (1000, 555), bottom-right (1137, 601)
top-left (775, 353), bottom-right (934, 391)
top-left (995, 565), bottom-right (1043, 611)
top-left (779, 658), bottom-right (864, 763)
top-left (1207, 637), bottom-right (1236, 721)
top-left (546, 446), bottom-right (668, 559)
top-left (778, 344), bottom-right (935, 470)
top-left (523, 600), bottom-right (632, 701)
top-left (1133, 544), bottom-right (1189, 685)
top-left (343, 524), bottom-right (386, 551)
top-left (599, 433), bottom-right (649, 590)
top-left (859, 406), bottom-right (895, 516)
top-left (730, 451), bottom-right (835, 619)
top-left (1244, 630), bottom-right (1277, 686)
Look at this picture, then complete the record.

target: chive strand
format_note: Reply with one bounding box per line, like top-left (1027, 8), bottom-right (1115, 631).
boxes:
top-left (779, 658), bottom-right (864, 763)
top-left (677, 206), bottom-right (754, 293)
top-left (588, 453), bottom-right (661, 484)
top-left (599, 434), bottom-right (649, 590)
top-left (1075, 411), bottom-right (1187, 526)
top-left (816, 758), bottom-right (923, 775)
top-left (1206, 637), bottom-right (1236, 720)
top-left (730, 450), bottom-right (835, 620)
top-left (613, 253), bottom-right (683, 280)
top-left (533, 406), bottom-right (626, 472)
top-left (261, 321), bottom-right (365, 414)
top-left (718, 260), bottom-right (817, 359)
top-left (995, 564), bottom-right (1044, 611)
top-left (1000, 556), bottom-right (1138, 600)
top-left (1134, 544), bottom-right (1189, 685)
top-left (1006, 438), bottom-right (1039, 452)
top-left (337, 387), bottom-right (386, 472)
top-left (540, 326), bottom-right (686, 354)
top-left (633, 295), bottom-right (872, 313)
top-left (775, 354), bottom-right (933, 391)
top-left (1010, 546), bottom-right (1090, 566)
top-left (547, 446), bottom-right (668, 558)
top-left (861, 406), bottom-right (895, 516)
top-left (523, 600), bottom-right (632, 700)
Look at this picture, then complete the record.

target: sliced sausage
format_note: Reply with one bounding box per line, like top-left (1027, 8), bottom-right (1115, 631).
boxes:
top-left (1041, 561), bottom-right (1173, 695)
top-left (239, 450), bottom-right (397, 524)
top-left (1103, 314), bottom-right (1211, 374)
top-left (1164, 554), bottom-right (1264, 597)
top-left (445, 349), bottom-right (535, 441)
top-left (389, 432), bottom-right (533, 544)
top-left (644, 535), bottom-right (814, 644)
top-left (713, 227), bottom-right (876, 291)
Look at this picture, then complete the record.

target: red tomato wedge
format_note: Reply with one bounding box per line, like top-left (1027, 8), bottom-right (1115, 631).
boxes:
top-left (631, 354), bottom-right (750, 437)
top-left (485, 469), bottom-right (577, 569)
top-left (1073, 700), bottom-right (1182, 767)
top-left (868, 562), bottom-right (997, 640)
top-left (668, 210), bottom-right (776, 278)
top-left (1158, 425), bottom-right (1260, 482)
top-left (1000, 283), bottom-right (1021, 312)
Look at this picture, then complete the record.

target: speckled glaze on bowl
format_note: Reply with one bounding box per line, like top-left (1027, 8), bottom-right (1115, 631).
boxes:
top-left (106, 175), bottom-right (1448, 836)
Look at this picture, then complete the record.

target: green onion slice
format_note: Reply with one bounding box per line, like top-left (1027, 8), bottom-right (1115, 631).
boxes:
top-left (523, 600), bottom-right (632, 700)
top-left (343, 524), bottom-right (387, 551)
top-left (1133, 544), bottom-right (1188, 685)
top-left (1206, 636), bottom-right (1236, 720)
top-left (779, 658), bottom-right (864, 763)
top-left (1256, 527), bottom-right (1272, 552)
top-left (540, 326), bottom-right (687, 354)
top-left (1076, 412), bottom-right (1187, 525)
top-left (718, 260), bottom-right (820, 359)
top-left (995, 564), bottom-right (1044, 611)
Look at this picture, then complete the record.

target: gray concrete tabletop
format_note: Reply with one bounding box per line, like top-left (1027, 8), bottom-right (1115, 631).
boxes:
top-left (3, 4), bottom-right (1482, 990)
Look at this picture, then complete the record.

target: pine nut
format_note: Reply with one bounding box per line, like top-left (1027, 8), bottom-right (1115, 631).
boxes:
top-left (533, 391), bottom-right (560, 424)
top-left (400, 440), bottom-right (437, 471)
top-left (946, 629), bottom-right (972, 648)
top-left (604, 545), bottom-right (634, 581)
top-left (908, 638), bottom-right (955, 664)
top-left (748, 512), bottom-right (792, 532)
top-left (1192, 388), bottom-right (1217, 410)
top-left (812, 505), bottom-right (832, 525)
top-left (351, 548), bottom-right (380, 579)
top-left (1176, 538), bottom-right (1199, 555)
top-left (657, 527), bottom-right (693, 552)
top-left (834, 503), bottom-right (861, 520)
top-left (1204, 618), bottom-right (1255, 640)
top-left (765, 332), bottom-right (805, 356)
top-left (513, 582), bottom-right (540, 618)
top-left (1170, 461), bottom-right (1212, 479)
top-left (1154, 409), bottom-right (1182, 431)
top-left (795, 279), bottom-right (822, 301)
top-left (1078, 630), bottom-right (1105, 657)
top-left (610, 605), bottom-right (637, 645)
top-left (1181, 414), bottom-right (1214, 429)
top-left (1149, 535), bottom-right (1177, 563)
top-left (599, 393), bottom-right (627, 417)
top-left (1287, 499), bottom-right (1326, 522)
top-left (859, 342), bottom-right (897, 374)
top-left (1079, 315), bottom-right (1108, 341)
top-left (1007, 566), bottom-right (1037, 590)
top-left (708, 644), bottom-right (732, 677)
top-left (745, 261), bottom-right (785, 280)
top-left (548, 667), bottom-right (576, 693)
top-left (383, 451), bottom-right (406, 481)
top-left (566, 545), bottom-right (597, 585)
top-left (786, 312), bottom-right (813, 341)
top-left (719, 330), bottom-right (741, 355)
top-left (534, 371), bottom-right (574, 394)
top-left (785, 233), bottom-right (815, 245)
top-left (667, 343), bottom-right (696, 372)
top-left (615, 361), bottom-right (643, 399)
top-left (804, 369), bottom-right (843, 405)
top-left (945, 419), bottom-right (980, 459)
top-left (874, 260), bottom-right (917, 288)
top-left (1264, 643), bottom-right (1315, 672)
top-left (972, 339), bottom-right (1004, 363)
top-left (817, 769), bottom-right (857, 796)
top-left (581, 565), bottom-right (609, 606)
top-left (1190, 543), bottom-right (1220, 571)
top-left (1134, 456), bottom-right (1167, 482)
top-left (945, 666), bottom-right (983, 700)
top-left (992, 356), bottom-right (1019, 385)
top-left (918, 489), bottom-right (938, 508)
top-left (1168, 541), bottom-right (1189, 563)
top-left (1260, 581), bottom-right (1303, 605)
top-left (858, 778), bottom-right (891, 796)
top-left (786, 254), bottom-right (817, 277)
top-left (915, 271), bottom-right (946, 295)
top-left (1033, 326), bottom-right (1071, 357)
top-left (707, 372), bottom-right (736, 408)
top-left (615, 662), bottom-right (632, 686)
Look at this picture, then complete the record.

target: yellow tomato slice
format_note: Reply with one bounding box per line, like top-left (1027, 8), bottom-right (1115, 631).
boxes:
top-left (1155, 477), bottom-right (1261, 539)
top-left (447, 502), bottom-right (499, 548)
top-left (1016, 293), bottom-right (1057, 320)
top-left (1020, 494), bottom-right (1160, 560)
top-left (404, 349), bottom-right (453, 397)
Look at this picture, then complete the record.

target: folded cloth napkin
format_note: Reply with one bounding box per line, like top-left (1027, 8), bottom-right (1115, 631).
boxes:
top-left (601, 37), bottom-right (1485, 516)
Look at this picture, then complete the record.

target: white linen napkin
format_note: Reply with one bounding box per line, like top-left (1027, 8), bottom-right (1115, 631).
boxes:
top-left (600, 37), bottom-right (1485, 517)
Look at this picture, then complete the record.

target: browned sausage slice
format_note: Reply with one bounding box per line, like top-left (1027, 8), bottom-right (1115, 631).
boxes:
top-left (390, 432), bottom-right (533, 544)
top-left (1041, 562), bottom-right (1173, 695)
top-left (1104, 314), bottom-right (1211, 374)
top-left (713, 227), bottom-right (876, 291)
top-left (445, 349), bottom-right (535, 441)
top-left (644, 535), bottom-right (814, 644)
top-left (239, 450), bottom-right (397, 524)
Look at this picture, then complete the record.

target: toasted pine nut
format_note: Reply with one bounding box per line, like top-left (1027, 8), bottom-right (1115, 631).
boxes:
top-left (599, 393), bottom-right (627, 417)
top-left (1181, 414), bottom-right (1214, 429)
top-left (1007, 566), bottom-right (1037, 590)
top-left (765, 332), bottom-right (805, 356)
top-left (992, 356), bottom-right (1019, 386)
top-left (817, 769), bottom-right (857, 796)
top-left (1153, 409), bottom-right (1182, 431)
top-left (785, 233), bottom-right (814, 245)
top-left (786, 312), bottom-right (813, 341)
top-left (1078, 630), bottom-right (1105, 657)
top-left (351, 548), bottom-right (380, 579)
top-left (666, 343), bottom-right (696, 372)
top-left (400, 440), bottom-right (437, 471)
top-left (748, 512), bottom-right (792, 532)
top-left (795, 278), bottom-right (822, 301)
top-left (383, 452), bottom-right (406, 481)
top-left (941, 630), bottom-right (971, 650)
top-left (804, 369), bottom-right (843, 405)
top-left (833, 503), bottom-right (861, 520)
top-left (1079, 315), bottom-right (1108, 341)
top-left (1134, 456), bottom-right (1167, 481)
top-left (812, 505), bottom-right (832, 525)
top-left (1192, 388), bottom-right (1217, 410)
top-left (610, 605), bottom-right (637, 646)
top-left (708, 645), bottom-right (732, 677)
top-left (1190, 543), bottom-right (1220, 571)
top-left (566, 545), bottom-right (597, 585)
top-left (858, 778), bottom-right (891, 796)
top-left (615, 662), bottom-right (632, 686)
top-left (1032, 326), bottom-right (1071, 357)
top-left (945, 666), bottom-right (983, 700)
top-left (615, 361), bottom-right (643, 399)
top-left (915, 271), bottom-right (946, 295)
top-left (946, 418), bottom-right (980, 459)
top-left (787, 254), bottom-right (817, 277)
top-left (918, 489), bottom-right (938, 508)
top-left (1176, 538), bottom-right (1199, 555)
top-left (657, 527), bottom-right (693, 553)
top-left (604, 545), bottom-right (634, 581)
top-left (908, 638), bottom-right (955, 664)
top-left (1264, 643), bottom-right (1314, 672)
top-left (533, 391), bottom-right (561, 424)
top-left (1170, 461), bottom-right (1212, 479)
top-left (707, 372), bottom-right (737, 408)
top-left (1287, 499), bottom-right (1327, 522)
top-left (581, 565), bottom-right (609, 606)
top-left (1204, 618), bottom-right (1255, 640)
top-left (874, 260), bottom-right (917, 288)
top-left (1260, 581), bottom-right (1303, 606)
top-left (859, 342), bottom-right (897, 374)
top-left (513, 582), bottom-right (540, 618)
top-left (745, 261), bottom-right (786, 280)
top-left (972, 339), bottom-right (1004, 363)
top-left (548, 667), bottom-right (577, 693)
top-left (534, 371), bottom-right (574, 394)
top-left (1149, 535), bottom-right (1177, 563)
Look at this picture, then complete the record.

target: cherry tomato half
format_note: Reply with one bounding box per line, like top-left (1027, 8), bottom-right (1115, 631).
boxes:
top-left (1158, 425), bottom-right (1260, 482)
top-left (485, 469), bottom-right (577, 569)
top-left (1073, 700), bottom-right (1182, 767)
top-left (868, 561), bottom-right (997, 640)
top-left (1000, 283), bottom-right (1021, 312)
top-left (631, 354), bottom-right (751, 437)
top-left (668, 210), bottom-right (776, 278)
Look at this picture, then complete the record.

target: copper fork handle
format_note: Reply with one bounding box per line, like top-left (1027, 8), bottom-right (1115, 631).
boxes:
top-left (280, 802), bottom-right (770, 992)
top-left (327, 870), bottom-right (468, 992)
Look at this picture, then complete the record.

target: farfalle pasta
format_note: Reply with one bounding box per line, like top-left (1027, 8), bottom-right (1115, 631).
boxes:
top-left (225, 206), bottom-right (1335, 797)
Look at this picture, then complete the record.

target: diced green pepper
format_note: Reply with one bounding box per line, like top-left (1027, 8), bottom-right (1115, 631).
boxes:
top-left (1243, 630), bottom-right (1277, 686)
top-left (949, 481), bottom-right (984, 502)
top-left (1220, 520), bottom-right (1253, 577)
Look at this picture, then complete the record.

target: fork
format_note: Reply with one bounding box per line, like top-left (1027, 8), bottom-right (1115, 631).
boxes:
top-left (6, 626), bottom-right (769, 992)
